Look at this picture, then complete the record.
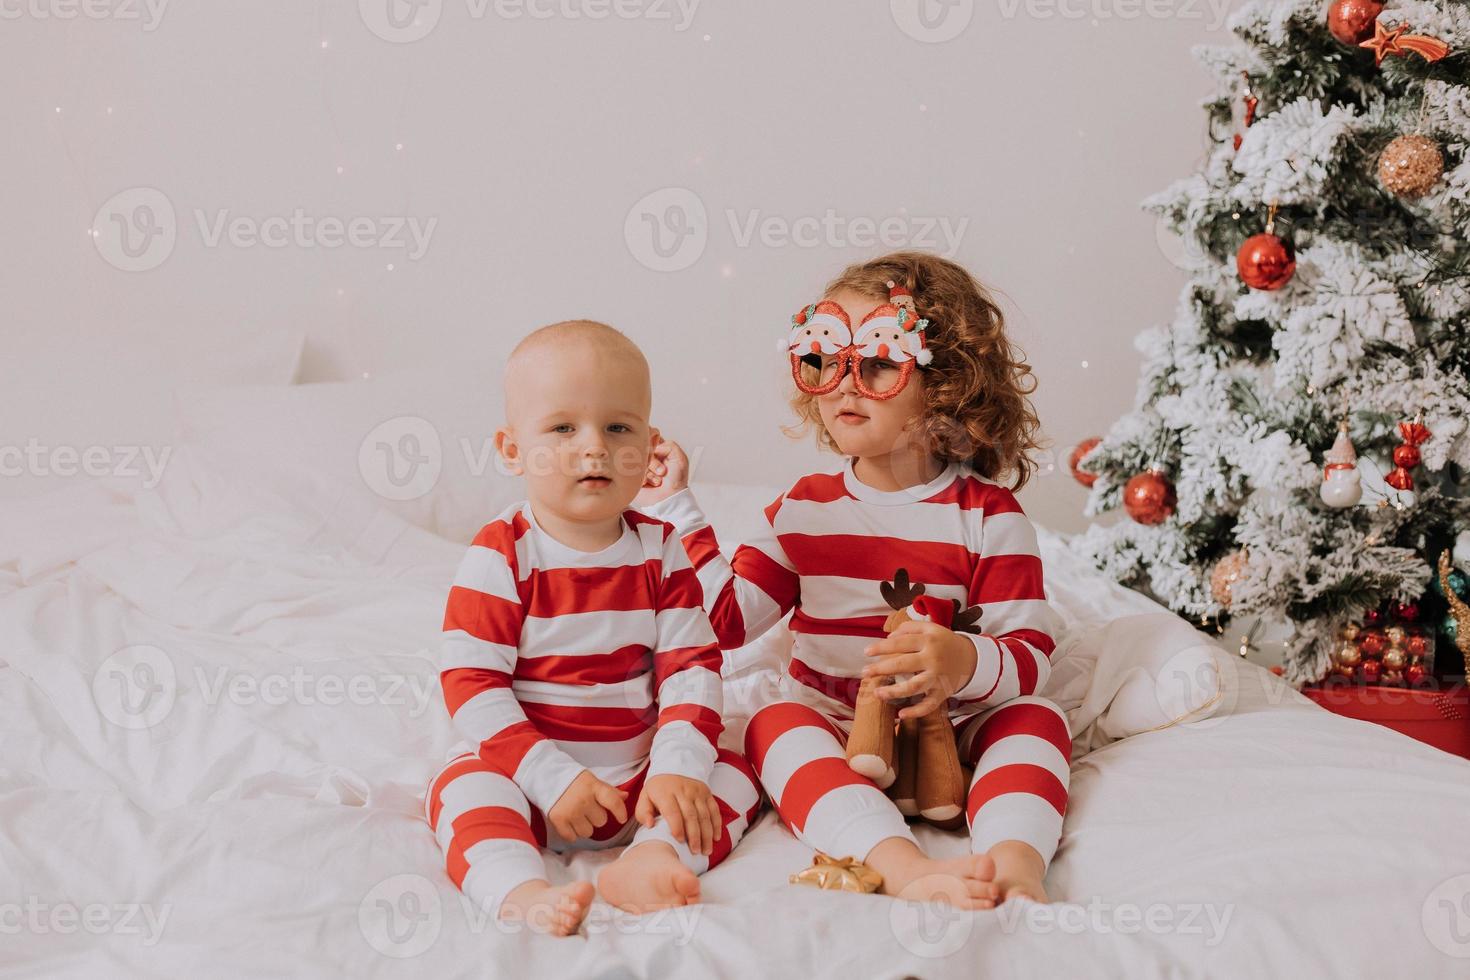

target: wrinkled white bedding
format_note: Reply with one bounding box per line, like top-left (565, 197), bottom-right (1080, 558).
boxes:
top-left (3, 452), bottom-right (1469, 979)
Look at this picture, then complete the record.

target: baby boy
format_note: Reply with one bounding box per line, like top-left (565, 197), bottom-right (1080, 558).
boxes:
top-left (423, 321), bottom-right (760, 936)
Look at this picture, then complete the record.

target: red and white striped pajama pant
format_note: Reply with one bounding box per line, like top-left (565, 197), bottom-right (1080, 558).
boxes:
top-left (424, 747), bottom-right (762, 914)
top-left (744, 695), bottom-right (1071, 866)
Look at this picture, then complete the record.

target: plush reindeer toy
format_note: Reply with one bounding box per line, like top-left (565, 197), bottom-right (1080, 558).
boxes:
top-left (846, 569), bottom-right (981, 829)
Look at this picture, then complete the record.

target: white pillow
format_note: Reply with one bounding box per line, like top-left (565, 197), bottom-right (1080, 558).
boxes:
top-left (175, 364), bottom-right (515, 546)
top-left (1042, 612), bottom-right (1230, 758)
top-left (1, 325), bottom-right (303, 500)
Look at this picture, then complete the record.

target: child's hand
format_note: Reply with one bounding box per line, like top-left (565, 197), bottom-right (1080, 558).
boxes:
top-left (862, 622), bottom-right (979, 720)
top-left (635, 774), bottom-right (720, 856)
top-left (634, 433), bottom-right (690, 507)
top-left (547, 770), bottom-right (629, 842)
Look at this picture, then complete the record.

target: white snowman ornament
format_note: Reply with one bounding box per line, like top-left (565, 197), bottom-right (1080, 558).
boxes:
top-left (1319, 424), bottom-right (1362, 509)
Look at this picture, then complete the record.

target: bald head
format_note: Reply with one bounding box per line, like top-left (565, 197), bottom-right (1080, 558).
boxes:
top-left (503, 319), bottom-right (652, 427)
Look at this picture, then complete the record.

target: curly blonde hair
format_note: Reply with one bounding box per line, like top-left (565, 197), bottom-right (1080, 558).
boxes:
top-left (788, 251), bottom-right (1045, 491)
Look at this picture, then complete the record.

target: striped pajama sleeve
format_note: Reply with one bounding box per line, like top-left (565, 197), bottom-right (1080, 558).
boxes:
top-left (951, 487), bottom-right (1066, 707)
top-left (644, 488), bottom-right (800, 651)
top-left (438, 523), bottom-right (587, 815)
top-left (645, 523), bottom-right (724, 783)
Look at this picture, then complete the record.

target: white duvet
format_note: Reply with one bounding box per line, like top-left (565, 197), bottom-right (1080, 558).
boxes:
top-left (3, 452), bottom-right (1469, 979)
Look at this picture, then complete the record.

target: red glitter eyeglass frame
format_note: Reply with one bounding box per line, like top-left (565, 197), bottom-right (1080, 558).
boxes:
top-left (783, 299), bottom-right (931, 401)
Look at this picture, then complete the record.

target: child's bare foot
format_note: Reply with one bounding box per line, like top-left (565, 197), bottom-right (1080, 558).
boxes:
top-left (988, 840), bottom-right (1049, 904)
top-left (499, 879), bottom-right (595, 936)
top-left (597, 841), bottom-right (701, 914)
top-left (866, 838), bottom-right (999, 910)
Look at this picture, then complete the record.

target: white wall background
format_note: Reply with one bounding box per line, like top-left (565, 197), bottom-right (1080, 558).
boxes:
top-left (2, 0), bottom-right (1240, 532)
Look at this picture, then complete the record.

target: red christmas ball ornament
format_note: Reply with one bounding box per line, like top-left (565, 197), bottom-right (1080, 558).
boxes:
top-left (1327, 0), bottom-right (1383, 45)
top-left (1361, 607), bottom-right (1383, 628)
top-left (1237, 233), bottom-right (1297, 290)
top-left (1360, 659), bottom-right (1382, 683)
top-left (1406, 663), bottom-right (1428, 685)
top-left (1358, 629), bottom-right (1386, 656)
top-left (1123, 470), bottom-right (1177, 525)
top-left (1392, 444), bottom-right (1421, 470)
top-left (1070, 437), bottom-right (1101, 487)
top-left (1405, 632), bottom-right (1428, 657)
top-left (1391, 601), bottom-right (1421, 624)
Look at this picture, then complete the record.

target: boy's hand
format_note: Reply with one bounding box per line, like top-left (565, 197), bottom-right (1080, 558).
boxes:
top-left (862, 622), bottom-right (980, 720)
top-left (634, 435), bottom-right (690, 508)
top-left (635, 774), bottom-right (720, 856)
top-left (547, 770), bottom-right (629, 842)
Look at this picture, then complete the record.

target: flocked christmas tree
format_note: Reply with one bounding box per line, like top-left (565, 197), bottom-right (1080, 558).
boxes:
top-left (1070, 0), bottom-right (1470, 684)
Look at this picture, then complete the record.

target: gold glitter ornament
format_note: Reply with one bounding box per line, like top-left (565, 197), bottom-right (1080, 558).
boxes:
top-left (1210, 550), bottom-right (1249, 607)
top-left (1379, 134), bottom-right (1444, 199)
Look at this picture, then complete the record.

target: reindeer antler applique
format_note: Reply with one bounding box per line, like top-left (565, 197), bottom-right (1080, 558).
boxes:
top-left (949, 601), bottom-right (983, 635)
top-left (880, 568), bottom-right (926, 611)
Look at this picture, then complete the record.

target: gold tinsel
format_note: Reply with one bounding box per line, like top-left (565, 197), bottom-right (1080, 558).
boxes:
top-left (1379, 134), bottom-right (1444, 199)
top-left (1438, 552), bottom-right (1470, 676)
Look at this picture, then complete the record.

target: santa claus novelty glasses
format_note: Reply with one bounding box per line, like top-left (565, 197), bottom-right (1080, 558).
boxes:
top-left (785, 281), bottom-right (933, 400)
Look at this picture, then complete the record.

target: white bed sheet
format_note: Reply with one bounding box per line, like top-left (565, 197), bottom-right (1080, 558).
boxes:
top-left (3, 454), bottom-right (1469, 979)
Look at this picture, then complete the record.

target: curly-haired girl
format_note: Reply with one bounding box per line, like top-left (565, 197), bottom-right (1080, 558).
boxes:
top-left (639, 251), bottom-right (1070, 908)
